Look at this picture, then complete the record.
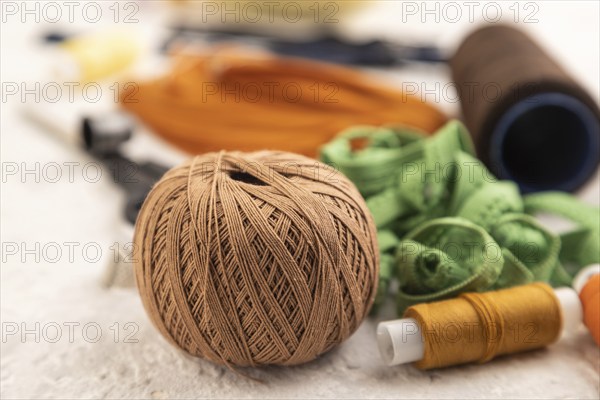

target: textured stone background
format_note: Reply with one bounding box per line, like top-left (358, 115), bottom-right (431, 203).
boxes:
top-left (2, 1), bottom-right (599, 399)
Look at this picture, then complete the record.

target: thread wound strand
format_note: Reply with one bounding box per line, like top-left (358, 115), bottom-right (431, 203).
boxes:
top-left (134, 151), bottom-right (379, 367)
top-left (404, 283), bottom-right (562, 370)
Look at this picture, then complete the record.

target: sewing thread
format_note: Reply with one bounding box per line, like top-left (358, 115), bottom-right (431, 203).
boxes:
top-left (134, 150), bottom-right (379, 367)
top-left (404, 283), bottom-right (562, 370)
top-left (120, 48), bottom-right (446, 156)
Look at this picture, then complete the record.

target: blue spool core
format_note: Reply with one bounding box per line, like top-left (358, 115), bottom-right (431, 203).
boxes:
top-left (490, 92), bottom-right (600, 193)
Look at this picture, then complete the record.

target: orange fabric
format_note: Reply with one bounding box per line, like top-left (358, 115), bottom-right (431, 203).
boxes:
top-left (580, 274), bottom-right (600, 346)
top-left (120, 48), bottom-right (446, 156)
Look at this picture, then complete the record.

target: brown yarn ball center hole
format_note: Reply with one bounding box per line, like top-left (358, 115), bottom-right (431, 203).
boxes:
top-left (229, 171), bottom-right (267, 186)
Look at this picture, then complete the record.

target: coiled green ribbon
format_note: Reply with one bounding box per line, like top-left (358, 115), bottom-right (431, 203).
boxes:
top-left (320, 121), bottom-right (600, 314)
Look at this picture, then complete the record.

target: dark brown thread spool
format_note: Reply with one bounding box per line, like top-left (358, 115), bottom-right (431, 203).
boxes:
top-left (451, 25), bottom-right (600, 193)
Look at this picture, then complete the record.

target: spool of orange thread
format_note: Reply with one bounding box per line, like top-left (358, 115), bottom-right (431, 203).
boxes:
top-left (377, 283), bottom-right (583, 369)
top-left (574, 264), bottom-right (600, 346)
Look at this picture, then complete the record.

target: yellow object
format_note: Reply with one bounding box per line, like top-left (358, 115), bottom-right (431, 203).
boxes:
top-left (225, 0), bottom-right (364, 18)
top-left (171, 0), bottom-right (365, 19)
top-left (59, 31), bottom-right (139, 82)
top-left (404, 283), bottom-right (563, 370)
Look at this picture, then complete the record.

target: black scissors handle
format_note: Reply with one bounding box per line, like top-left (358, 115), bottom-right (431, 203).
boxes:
top-left (82, 115), bottom-right (170, 224)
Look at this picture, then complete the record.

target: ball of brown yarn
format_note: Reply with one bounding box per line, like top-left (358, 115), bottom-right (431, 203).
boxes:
top-left (134, 150), bottom-right (379, 367)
